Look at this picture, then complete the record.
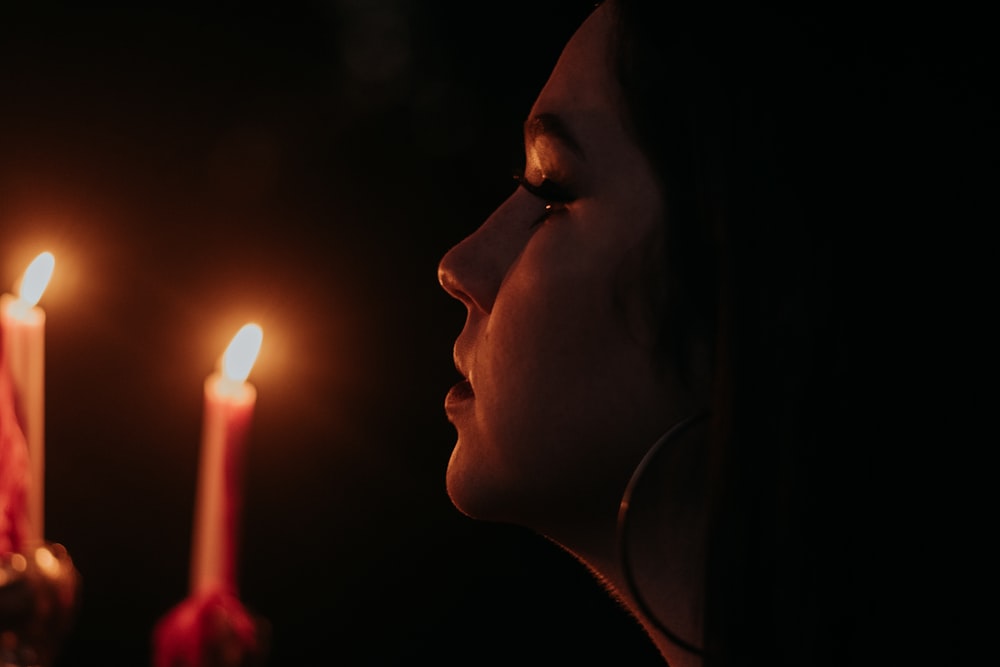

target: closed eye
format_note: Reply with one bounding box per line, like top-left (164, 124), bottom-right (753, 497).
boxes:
top-left (513, 171), bottom-right (573, 228)
top-left (513, 171), bottom-right (574, 204)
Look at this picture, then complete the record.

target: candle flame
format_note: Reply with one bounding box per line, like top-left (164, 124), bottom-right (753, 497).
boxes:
top-left (222, 323), bottom-right (263, 383)
top-left (17, 252), bottom-right (55, 307)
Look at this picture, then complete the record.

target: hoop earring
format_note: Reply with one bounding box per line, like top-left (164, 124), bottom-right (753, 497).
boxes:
top-left (616, 412), bottom-right (709, 659)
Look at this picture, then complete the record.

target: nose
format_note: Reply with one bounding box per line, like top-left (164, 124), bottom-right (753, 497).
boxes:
top-left (438, 192), bottom-right (534, 314)
top-left (437, 229), bottom-right (494, 314)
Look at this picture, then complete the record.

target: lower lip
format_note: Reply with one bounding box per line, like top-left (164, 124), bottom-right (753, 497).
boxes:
top-left (445, 380), bottom-right (474, 411)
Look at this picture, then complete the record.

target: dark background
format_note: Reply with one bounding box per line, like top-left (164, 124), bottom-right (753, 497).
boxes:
top-left (0, 2), bottom-right (993, 665)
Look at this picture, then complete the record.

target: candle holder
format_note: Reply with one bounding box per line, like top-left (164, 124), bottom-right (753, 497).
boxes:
top-left (152, 590), bottom-right (270, 667)
top-left (0, 542), bottom-right (80, 667)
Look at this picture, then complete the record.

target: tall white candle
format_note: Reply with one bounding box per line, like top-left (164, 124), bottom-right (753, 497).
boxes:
top-left (0, 251), bottom-right (54, 547)
top-left (190, 322), bottom-right (262, 596)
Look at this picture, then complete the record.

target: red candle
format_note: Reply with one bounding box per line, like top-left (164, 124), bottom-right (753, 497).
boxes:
top-left (0, 251), bottom-right (54, 547)
top-left (189, 323), bottom-right (262, 595)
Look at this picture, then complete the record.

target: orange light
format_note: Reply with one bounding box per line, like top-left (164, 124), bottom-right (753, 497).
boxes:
top-left (10, 553), bottom-right (27, 573)
top-left (34, 545), bottom-right (62, 578)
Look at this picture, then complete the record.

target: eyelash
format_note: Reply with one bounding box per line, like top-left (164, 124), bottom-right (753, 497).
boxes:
top-left (513, 171), bottom-right (574, 227)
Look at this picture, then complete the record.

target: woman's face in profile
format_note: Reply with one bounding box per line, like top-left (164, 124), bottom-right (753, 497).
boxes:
top-left (438, 3), bottom-right (688, 537)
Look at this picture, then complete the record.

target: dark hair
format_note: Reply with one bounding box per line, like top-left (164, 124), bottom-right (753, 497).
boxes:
top-left (610, 2), bottom-right (872, 664)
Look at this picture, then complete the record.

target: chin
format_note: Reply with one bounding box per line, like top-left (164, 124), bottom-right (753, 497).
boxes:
top-left (445, 444), bottom-right (491, 520)
top-left (444, 438), bottom-right (518, 523)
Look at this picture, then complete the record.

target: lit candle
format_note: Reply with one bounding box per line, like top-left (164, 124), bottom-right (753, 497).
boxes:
top-left (0, 251), bottom-right (55, 547)
top-left (190, 322), bottom-right (263, 596)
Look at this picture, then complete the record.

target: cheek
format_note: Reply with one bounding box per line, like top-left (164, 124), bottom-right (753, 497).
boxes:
top-left (474, 245), bottom-right (656, 490)
top-left (450, 201), bottom-right (674, 523)
top-left (484, 241), bottom-right (615, 409)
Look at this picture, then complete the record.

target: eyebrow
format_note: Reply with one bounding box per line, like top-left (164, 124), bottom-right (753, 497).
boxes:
top-left (524, 113), bottom-right (585, 158)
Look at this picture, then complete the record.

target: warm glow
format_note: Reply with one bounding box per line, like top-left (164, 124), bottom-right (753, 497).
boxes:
top-left (10, 553), bottom-right (27, 573)
top-left (17, 251), bottom-right (55, 307)
top-left (222, 323), bottom-right (263, 383)
top-left (34, 545), bottom-right (62, 578)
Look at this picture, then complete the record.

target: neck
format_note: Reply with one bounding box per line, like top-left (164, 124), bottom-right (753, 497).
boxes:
top-left (544, 418), bottom-right (710, 667)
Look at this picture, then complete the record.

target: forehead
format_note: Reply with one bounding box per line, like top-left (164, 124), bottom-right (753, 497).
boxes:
top-left (528, 3), bottom-right (620, 129)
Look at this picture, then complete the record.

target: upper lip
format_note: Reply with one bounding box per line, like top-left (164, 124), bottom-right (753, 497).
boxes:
top-left (453, 356), bottom-right (468, 383)
top-left (453, 344), bottom-right (471, 385)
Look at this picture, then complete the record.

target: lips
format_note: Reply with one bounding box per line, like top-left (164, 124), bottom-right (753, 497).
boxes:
top-left (447, 339), bottom-right (474, 413)
top-left (450, 379), bottom-right (473, 400)
top-left (444, 380), bottom-right (476, 421)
